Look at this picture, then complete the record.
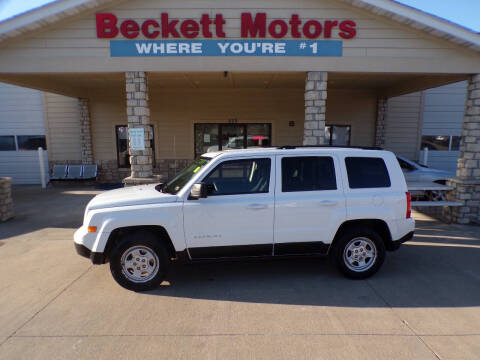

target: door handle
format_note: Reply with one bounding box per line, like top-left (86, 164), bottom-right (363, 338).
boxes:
top-left (317, 200), bottom-right (338, 206)
top-left (247, 203), bottom-right (268, 210)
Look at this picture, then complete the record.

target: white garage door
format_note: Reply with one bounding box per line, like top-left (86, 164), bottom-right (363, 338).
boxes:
top-left (0, 83), bottom-right (49, 184)
top-left (0, 145), bottom-right (49, 185)
top-left (419, 81), bottom-right (467, 172)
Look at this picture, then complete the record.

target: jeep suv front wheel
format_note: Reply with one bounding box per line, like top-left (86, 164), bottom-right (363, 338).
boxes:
top-left (331, 227), bottom-right (386, 279)
top-left (109, 230), bottom-right (170, 291)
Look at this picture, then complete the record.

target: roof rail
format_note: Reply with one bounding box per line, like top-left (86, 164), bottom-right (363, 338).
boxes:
top-left (277, 145), bottom-right (384, 150)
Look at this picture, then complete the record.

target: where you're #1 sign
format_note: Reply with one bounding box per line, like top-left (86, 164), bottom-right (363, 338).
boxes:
top-left (110, 39), bottom-right (343, 57)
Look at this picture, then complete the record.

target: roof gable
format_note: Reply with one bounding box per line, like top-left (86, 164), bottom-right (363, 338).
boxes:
top-left (0, 0), bottom-right (479, 52)
top-left (338, 0), bottom-right (480, 52)
top-left (0, 0), bottom-right (124, 43)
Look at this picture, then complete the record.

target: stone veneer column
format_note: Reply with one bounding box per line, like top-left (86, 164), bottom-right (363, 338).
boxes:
top-left (303, 72), bottom-right (327, 145)
top-left (444, 74), bottom-right (480, 224)
top-left (123, 71), bottom-right (160, 186)
top-left (78, 98), bottom-right (93, 164)
top-left (375, 98), bottom-right (387, 148)
top-left (0, 177), bottom-right (14, 222)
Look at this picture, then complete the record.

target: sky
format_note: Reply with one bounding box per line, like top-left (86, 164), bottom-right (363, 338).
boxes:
top-left (0, 0), bottom-right (479, 32)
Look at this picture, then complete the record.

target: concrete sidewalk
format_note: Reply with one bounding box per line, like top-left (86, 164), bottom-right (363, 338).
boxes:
top-left (0, 186), bottom-right (479, 359)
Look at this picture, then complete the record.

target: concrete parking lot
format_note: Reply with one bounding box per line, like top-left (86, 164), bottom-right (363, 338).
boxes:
top-left (0, 186), bottom-right (479, 360)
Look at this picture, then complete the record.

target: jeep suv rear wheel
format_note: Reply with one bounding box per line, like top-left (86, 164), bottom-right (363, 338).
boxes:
top-left (331, 227), bottom-right (385, 279)
top-left (109, 230), bottom-right (170, 291)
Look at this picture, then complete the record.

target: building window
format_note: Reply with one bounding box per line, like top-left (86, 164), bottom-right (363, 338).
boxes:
top-left (0, 136), bottom-right (16, 151)
top-left (194, 123), bottom-right (271, 158)
top-left (116, 126), bottom-right (129, 168)
top-left (116, 125), bottom-right (155, 168)
top-left (420, 135), bottom-right (461, 151)
top-left (325, 125), bottom-right (351, 146)
top-left (450, 136), bottom-right (461, 151)
top-left (17, 135), bottom-right (46, 150)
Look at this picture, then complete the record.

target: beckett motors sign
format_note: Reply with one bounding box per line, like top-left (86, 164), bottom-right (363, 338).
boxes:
top-left (97, 13), bottom-right (357, 57)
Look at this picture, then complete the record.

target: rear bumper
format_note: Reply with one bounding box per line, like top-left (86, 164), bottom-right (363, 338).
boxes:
top-left (387, 231), bottom-right (414, 251)
top-left (74, 242), bottom-right (105, 264)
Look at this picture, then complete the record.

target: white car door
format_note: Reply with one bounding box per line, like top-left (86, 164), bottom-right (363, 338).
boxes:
top-left (273, 153), bottom-right (346, 255)
top-left (183, 156), bottom-right (275, 259)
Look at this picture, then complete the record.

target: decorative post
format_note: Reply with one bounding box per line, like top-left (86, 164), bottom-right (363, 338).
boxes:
top-left (123, 71), bottom-right (159, 186)
top-left (375, 98), bottom-right (387, 148)
top-left (78, 98), bottom-right (93, 164)
top-left (303, 71), bottom-right (327, 146)
top-left (444, 74), bottom-right (480, 224)
top-left (0, 177), bottom-right (14, 222)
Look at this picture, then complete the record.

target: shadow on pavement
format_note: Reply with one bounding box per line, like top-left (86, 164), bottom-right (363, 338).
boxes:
top-left (0, 185), bottom-right (100, 240)
top-left (146, 218), bottom-right (480, 308)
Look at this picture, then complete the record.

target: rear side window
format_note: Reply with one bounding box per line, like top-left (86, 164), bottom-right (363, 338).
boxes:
top-left (345, 157), bottom-right (391, 189)
top-left (282, 156), bottom-right (336, 192)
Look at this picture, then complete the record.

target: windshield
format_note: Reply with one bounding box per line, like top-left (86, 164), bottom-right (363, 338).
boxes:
top-left (162, 158), bottom-right (211, 194)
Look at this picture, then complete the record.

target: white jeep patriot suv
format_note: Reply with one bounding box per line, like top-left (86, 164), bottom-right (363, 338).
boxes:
top-left (74, 147), bottom-right (414, 291)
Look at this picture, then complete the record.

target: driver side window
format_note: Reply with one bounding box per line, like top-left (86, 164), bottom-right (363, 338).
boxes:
top-left (203, 158), bottom-right (271, 196)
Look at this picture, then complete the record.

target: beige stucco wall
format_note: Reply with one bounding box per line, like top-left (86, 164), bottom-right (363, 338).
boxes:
top-left (89, 88), bottom-right (126, 161)
top-left (151, 88), bottom-right (305, 159)
top-left (86, 85), bottom-right (376, 162)
top-left (0, 0), bottom-right (479, 74)
top-left (43, 92), bottom-right (82, 162)
top-left (89, 87), bottom-right (304, 161)
top-left (383, 91), bottom-right (423, 160)
top-left (326, 89), bottom-right (376, 146)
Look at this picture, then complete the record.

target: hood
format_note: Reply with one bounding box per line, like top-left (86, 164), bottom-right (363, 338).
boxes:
top-left (87, 184), bottom-right (178, 211)
top-left (416, 167), bottom-right (456, 182)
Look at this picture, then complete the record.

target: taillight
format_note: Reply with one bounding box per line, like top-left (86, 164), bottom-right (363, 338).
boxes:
top-left (406, 192), bottom-right (411, 218)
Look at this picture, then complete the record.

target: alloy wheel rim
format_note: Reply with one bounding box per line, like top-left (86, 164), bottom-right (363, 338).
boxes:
top-left (120, 246), bottom-right (159, 283)
top-left (343, 237), bottom-right (377, 272)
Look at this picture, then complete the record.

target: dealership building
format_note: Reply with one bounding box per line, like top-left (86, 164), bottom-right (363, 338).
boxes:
top-left (0, 0), bottom-right (479, 223)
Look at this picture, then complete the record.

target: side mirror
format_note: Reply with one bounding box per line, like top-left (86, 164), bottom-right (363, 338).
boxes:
top-left (189, 183), bottom-right (208, 200)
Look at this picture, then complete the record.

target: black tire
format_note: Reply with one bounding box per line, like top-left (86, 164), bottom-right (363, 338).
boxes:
top-left (330, 227), bottom-right (386, 279)
top-left (109, 230), bottom-right (170, 291)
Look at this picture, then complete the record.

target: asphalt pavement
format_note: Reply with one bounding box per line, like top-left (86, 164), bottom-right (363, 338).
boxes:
top-left (0, 185), bottom-right (479, 359)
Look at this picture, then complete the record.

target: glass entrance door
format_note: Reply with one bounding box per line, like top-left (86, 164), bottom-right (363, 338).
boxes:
top-left (194, 123), bottom-right (271, 158)
top-left (325, 125), bottom-right (351, 146)
top-left (221, 124), bottom-right (245, 150)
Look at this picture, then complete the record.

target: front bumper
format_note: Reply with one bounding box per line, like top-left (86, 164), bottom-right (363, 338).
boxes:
top-left (74, 242), bottom-right (105, 264)
top-left (74, 225), bottom-right (105, 264)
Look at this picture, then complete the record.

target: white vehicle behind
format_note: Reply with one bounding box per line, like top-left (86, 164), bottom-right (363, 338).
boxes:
top-left (396, 154), bottom-right (455, 184)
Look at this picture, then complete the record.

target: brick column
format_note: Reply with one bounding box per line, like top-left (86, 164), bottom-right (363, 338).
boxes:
top-left (78, 98), bottom-right (93, 164)
top-left (444, 74), bottom-right (480, 224)
top-left (303, 72), bottom-right (327, 146)
top-left (375, 98), bottom-right (387, 148)
top-left (123, 71), bottom-right (160, 186)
